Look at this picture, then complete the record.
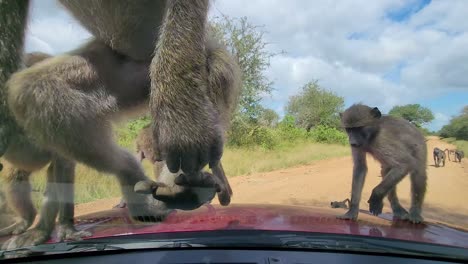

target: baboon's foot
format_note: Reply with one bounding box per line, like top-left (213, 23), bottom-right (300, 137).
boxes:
top-left (1, 228), bottom-right (50, 251)
top-left (408, 209), bottom-right (424, 224)
top-left (113, 198), bottom-right (127, 208)
top-left (125, 194), bottom-right (172, 223)
top-left (368, 193), bottom-right (384, 216)
top-left (391, 206), bottom-right (409, 220)
top-left (336, 210), bottom-right (358, 221)
top-left (57, 223), bottom-right (92, 242)
top-left (135, 178), bottom-right (217, 211)
top-left (0, 218), bottom-right (33, 236)
top-left (174, 172), bottom-right (220, 190)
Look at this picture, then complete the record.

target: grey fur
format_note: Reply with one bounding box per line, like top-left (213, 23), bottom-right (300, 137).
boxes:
top-left (433, 147), bottom-right (446, 167)
top-left (129, 125), bottom-right (233, 209)
top-left (455, 150), bottom-right (464, 163)
top-left (338, 104), bottom-right (427, 224)
top-left (0, 0), bottom-right (240, 250)
top-left (331, 199), bottom-right (350, 209)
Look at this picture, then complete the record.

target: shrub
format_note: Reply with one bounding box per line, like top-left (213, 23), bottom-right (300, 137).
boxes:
top-left (309, 125), bottom-right (348, 145)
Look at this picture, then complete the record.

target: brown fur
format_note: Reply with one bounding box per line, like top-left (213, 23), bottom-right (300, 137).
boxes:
top-left (338, 104), bottom-right (427, 223)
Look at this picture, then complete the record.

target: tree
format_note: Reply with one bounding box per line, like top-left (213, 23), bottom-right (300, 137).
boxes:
top-left (439, 105), bottom-right (468, 140)
top-left (258, 107), bottom-right (279, 127)
top-left (388, 104), bottom-right (434, 128)
top-left (210, 15), bottom-right (282, 122)
top-left (285, 81), bottom-right (344, 131)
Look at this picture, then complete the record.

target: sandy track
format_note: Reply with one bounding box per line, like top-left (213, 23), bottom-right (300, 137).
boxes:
top-left (76, 136), bottom-right (468, 229)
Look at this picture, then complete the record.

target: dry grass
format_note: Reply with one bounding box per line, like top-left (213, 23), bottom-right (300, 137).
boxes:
top-left (11, 141), bottom-right (350, 206)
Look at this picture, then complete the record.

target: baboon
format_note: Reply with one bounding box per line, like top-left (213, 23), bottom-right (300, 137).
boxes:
top-left (444, 148), bottom-right (455, 161)
top-left (131, 124), bottom-right (233, 209)
top-left (0, 52), bottom-right (89, 242)
top-left (455, 150), bottom-right (464, 163)
top-left (433, 147), bottom-right (446, 167)
top-left (330, 199), bottom-right (350, 209)
top-left (338, 104), bottom-right (427, 223)
top-left (0, 0), bottom-right (241, 249)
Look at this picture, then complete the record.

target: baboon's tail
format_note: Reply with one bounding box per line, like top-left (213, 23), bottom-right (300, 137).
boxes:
top-left (0, 0), bottom-right (30, 157)
top-left (444, 148), bottom-right (451, 161)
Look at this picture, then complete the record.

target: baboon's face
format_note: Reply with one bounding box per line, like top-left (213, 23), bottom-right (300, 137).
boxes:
top-left (345, 126), bottom-right (378, 148)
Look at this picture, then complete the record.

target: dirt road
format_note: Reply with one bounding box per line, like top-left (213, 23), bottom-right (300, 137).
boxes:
top-left (76, 136), bottom-right (468, 229)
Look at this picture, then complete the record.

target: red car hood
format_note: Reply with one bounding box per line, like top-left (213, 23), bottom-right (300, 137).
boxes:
top-left (19, 204), bottom-right (468, 249)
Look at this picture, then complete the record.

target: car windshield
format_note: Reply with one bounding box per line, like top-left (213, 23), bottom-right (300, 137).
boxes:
top-left (0, 0), bottom-right (467, 262)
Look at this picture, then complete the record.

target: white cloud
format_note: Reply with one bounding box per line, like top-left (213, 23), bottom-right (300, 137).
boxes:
top-left (428, 112), bottom-right (451, 131)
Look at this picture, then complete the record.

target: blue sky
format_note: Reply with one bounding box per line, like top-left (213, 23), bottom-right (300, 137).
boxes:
top-left (25, 0), bottom-right (468, 131)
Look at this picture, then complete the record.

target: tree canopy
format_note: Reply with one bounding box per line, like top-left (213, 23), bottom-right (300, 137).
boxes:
top-left (285, 81), bottom-right (344, 131)
top-left (258, 107), bottom-right (279, 127)
top-left (439, 105), bottom-right (468, 140)
top-left (388, 104), bottom-right (434, 128)
top-left (210, 15), bottom-right (281, 122)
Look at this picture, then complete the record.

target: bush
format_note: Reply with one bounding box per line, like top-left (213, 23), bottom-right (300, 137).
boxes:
top-left (227, 115), bottom-right (279, 149)
top-left (309, 125), bottom-right (348, 145)
top-left (115, 115), bottom-right (151, 148)
top-left (275, 115), bottom-right (308, 142)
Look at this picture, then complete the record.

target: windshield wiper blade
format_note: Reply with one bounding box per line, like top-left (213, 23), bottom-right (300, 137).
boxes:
top-left (277, 233), bottom-right (468, 261)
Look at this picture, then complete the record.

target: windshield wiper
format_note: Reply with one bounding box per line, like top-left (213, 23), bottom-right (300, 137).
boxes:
top-left (276, 233), bottom-right (468, 261)
top-left (0, 240), bottom-right (206, 259)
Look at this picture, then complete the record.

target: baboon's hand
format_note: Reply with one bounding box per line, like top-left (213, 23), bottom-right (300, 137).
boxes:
top-left (368, 193), bottom-right (384, 216)
top-left (152, 95), bottom-right (223, 184)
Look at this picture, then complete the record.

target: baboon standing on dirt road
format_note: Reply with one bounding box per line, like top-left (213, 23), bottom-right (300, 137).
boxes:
top-left (433, 147), bottom-right (446, 167)
top-left (455, 150), bottom-right (464, 163)
top-left (338, 104), bottom-right (427, 223)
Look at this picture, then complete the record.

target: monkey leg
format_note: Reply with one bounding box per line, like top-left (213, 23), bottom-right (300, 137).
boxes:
top-left (380, 166), bottom-right (409, 220)
top-left (0, 167), bottom-right (36, 236)
top-left (368, 167), bottom-right (408, 216)
top-left (387, 187), bottom-right (409, 220)
top-left (210, 162), bottom-right (233, 206)
top-left (55, 158), bottom-right (91, 241)
top-left (150, 0), bottom-right (224, 185)
top-left (337, 148), bottom-right (367, 221)
top-left (408, 169), bottom-right (427, 224)
top-left (7, 55), bottom-right (170, 223)
top-left (2, 159), bottom-right (59, 250)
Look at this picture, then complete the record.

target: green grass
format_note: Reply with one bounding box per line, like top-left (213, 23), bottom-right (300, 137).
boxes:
top-left (19, 141), bottom-right (350, 206)
top-left (442, 137), bottom-right (468, 154)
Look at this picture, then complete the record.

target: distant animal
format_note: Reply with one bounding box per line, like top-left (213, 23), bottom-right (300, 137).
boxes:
top-left (444, 148), bottom-right (456, 161)
top-left (433, 147), bottom-right (446, 167)
top-left (455, 150), bottom-right (464, 163)
top-left (331, 199), bottom-right (350, 209)
top-left (338, 104), bottom-right (427, 224)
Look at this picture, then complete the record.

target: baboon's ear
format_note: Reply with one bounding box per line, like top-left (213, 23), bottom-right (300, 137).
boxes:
top-left (371, 107), bottom-right (381, 118)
